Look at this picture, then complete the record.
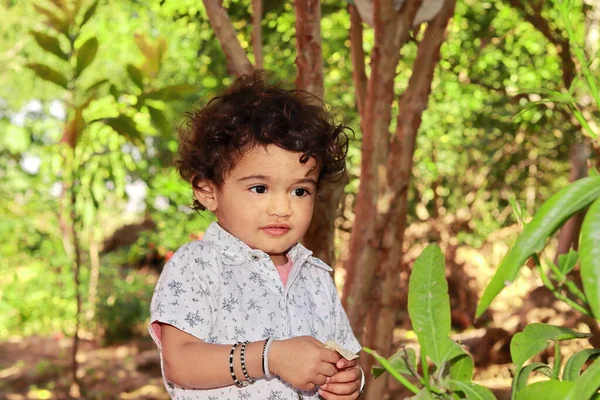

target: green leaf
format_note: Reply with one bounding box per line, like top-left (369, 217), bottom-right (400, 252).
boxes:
top-left (363, 347), bottom-right (420, 394)
top-left (476, 177), bottom-right (600, 317)
top-left (563, 349), bottom-right (600, 381)
top-left (510, 323), bottom-right (591, 368)
top-left (580, 197), bottom-right (600, 320)
top-left (448, 353), bottom-right (474, 381)
top-left (516, 380), bottom-right (574, 400)
top-left (80, 0), bottom-right (99, 29)
top-left (33, 4), bottom-right (69, 37)
top-left (514, 362), bottom-right (553, 394)
top-left (408, 389), bottom-right (435, 399)
top-left (102, 115), bottom-right (142, 145)
top-left (558, 249), bottom-right (579, 275)
top-left (143, 83), bottom-right (197, 101)
top-left (109, 83), bottom-right (120, 100)
top-left (75, 37), bottom-right (99, 78)
top-left (565, 357), bottom-right (600, 400)
top-left (26, 63), bottom-right (69, 89)
top-left (85, 78), bottom-right (109, 94)
top-left (448, 380), bottom-right (496, 400)
top-left (408, 244), bottom-right (456, 366)
top-left (30, 30), bottom-right (68, 61)
top-left (147, 106), bottom-right (171, 135)
top-left (127, 64), bottom-right (145, 90)
top-left (372, 347), bottom-right (417, 379)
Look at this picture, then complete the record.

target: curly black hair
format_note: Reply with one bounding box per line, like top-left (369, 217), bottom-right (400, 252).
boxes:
top-left (176, 71), bottom-right (350, 211)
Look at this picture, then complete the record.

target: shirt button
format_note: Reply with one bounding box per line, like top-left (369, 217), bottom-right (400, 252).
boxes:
top-left (250, 254), bottom-right (260, 261)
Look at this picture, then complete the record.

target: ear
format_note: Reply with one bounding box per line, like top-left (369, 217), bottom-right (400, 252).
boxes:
top-left (192, 179), bottom-right (219, 212)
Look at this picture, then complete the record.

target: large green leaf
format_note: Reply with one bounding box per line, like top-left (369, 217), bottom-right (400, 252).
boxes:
top-left (513, 362), bottom-right (553, 394)
top-left (580, 197), bottom-right (600, 320)
top-left (448, 380), bottom-right (496, 400)
top-left (31, 31), bottom-right (68, 61)
top-left (408, 245), bottom-right (455, 366)
top-left (75, 37), bottom-right (99, 78)
top-left (147, 106), bottom-right (170, 135)
top-left (510, 324), bottom-right (591, 368)
top-left (476, 177), bottom-right (600, 317)
top-left (408, 389), bottom-right (435, 400)
top-left (26, 63), bottom-right (69, 89)
top-left (563, 348), bottom-right (600, 381)
top-left (565, 357), bottom-right (600, 400)
top-left (516, 380), bottom-right (574, 400)
top-left (372, 347), bottom-right (417, 379)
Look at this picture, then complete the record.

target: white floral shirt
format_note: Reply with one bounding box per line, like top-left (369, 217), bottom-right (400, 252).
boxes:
top-left (149, 222), bottom-right (362, 400)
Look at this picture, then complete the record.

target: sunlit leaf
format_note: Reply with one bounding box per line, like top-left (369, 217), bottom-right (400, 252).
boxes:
top-left (558, 249), bottom-right (579, 275)
top-left (563, 349), bottom-right (600, 381)
top-left (513, 362), bottom-right (552, 395)
top-left (147, 106), bottom-right (171, 135)
top-left (476, 177), bottom-right (600, 317)
top-left (516, 380), bottom-right (574, 400)
top-left (448, 353), bottom-right (474, 381)
top-left (564, 357), bottom-right (600, 400)
top-left (510, 323), bottom-right (591, 368)
top-left (143, 83), bottom-right (197, 101)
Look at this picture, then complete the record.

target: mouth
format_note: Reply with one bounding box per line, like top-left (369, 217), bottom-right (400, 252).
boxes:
top-left (261, 224), bottom-right (291, 236)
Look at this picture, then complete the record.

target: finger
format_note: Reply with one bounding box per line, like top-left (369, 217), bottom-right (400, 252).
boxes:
top-left (328, 367), bottom-right (361, 384)
top-left (314, 373), bottom-right (328, 386)
top-left (321, 348), bottom-right (343, 364)
top-left (317, 361), bottom-right (338, 377)
top-left (320, 380), bottom-right (361, 396)
top-left (336, 358), bottom-right (358, 370)
top-left (318, 386), bottom-right (360, 400)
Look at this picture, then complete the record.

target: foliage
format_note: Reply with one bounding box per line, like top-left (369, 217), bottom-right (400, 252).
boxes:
top-left (365, 245), bottom-right (495, 399)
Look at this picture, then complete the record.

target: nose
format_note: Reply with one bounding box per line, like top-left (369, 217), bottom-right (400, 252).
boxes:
top-left (267, 192), bottom-right (292, 218)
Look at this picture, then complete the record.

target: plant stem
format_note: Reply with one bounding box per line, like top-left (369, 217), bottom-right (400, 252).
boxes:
top-left (362, 348), bottom-right (421, 394)
top-left (421, 349), bottom-right (431, 392)
top-left (533, 255), bottom-right (593, 317)
top-left (552, 341), bottom-right (561, 380)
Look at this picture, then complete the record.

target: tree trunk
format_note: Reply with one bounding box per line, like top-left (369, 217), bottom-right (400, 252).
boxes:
top-left (202, 0), bottom-right (253, 76)
top-left (361, 2), bottom-right (457, 398)
top-left (343, 0), bottom-right (422, 332)
top-left (294, 0), bottom-right (343, 266)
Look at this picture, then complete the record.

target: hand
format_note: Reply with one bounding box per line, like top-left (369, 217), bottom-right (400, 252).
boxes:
top-left (318, 358), bottom-right (362, 400)
top-left (269, 336), bottom-right (341, 392)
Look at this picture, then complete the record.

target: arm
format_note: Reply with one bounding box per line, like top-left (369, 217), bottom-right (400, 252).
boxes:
top-left (161, 324), bottom-right (342, 391)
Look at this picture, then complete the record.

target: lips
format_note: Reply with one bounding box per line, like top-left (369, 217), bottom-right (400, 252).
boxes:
top-left (261, 224), bottom-right (291, 236)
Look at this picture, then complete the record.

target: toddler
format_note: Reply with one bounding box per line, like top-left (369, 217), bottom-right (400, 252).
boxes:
top-left (149, 72), bottom-right (363, 399)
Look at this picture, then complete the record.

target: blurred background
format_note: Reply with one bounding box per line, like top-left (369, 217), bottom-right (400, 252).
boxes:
top-left (1, 0), bottom-right (599, 399)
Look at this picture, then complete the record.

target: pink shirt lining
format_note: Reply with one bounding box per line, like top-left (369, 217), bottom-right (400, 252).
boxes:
top-left (275, 256), bottom-right (293, 287)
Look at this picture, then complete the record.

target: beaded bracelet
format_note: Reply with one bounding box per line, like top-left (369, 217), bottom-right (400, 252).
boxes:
top-left (240, 341), bottom-right (255, 384)
top-left (262, 337), bottom-right (275, 378)
top-left (229, 342), bottom-right (248, 387)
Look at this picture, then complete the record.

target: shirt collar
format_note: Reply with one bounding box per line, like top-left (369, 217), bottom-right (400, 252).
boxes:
top-left (202, 222), bottom-right (330, 271)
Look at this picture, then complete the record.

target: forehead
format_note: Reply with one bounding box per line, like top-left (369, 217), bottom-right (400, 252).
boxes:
top-left (229, 145), bottom-right (318, 179)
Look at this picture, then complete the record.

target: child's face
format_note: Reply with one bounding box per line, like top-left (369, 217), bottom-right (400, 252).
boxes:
top-left (205, 144), bottom-right (318, 265)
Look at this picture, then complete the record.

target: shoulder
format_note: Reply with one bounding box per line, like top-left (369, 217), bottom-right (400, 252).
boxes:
top-left (162, 240), bottom-right (221, 275)
top-left (305, 255), bottom-right (334, 273)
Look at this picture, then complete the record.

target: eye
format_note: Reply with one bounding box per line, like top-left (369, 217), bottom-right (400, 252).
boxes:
top-left (292, 188), bottom-right (311, 197)
top-left (250, 185), bottom-right (267, 194)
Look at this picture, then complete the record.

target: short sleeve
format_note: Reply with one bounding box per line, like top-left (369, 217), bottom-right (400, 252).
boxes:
top-left (148, 241), bottom-right (218, 348)
top-left (327, 275), bottom-right (362, 355)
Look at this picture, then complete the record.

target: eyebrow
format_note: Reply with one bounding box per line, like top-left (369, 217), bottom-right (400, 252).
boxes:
top-left (237, 175), bottom-right (318, 186)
